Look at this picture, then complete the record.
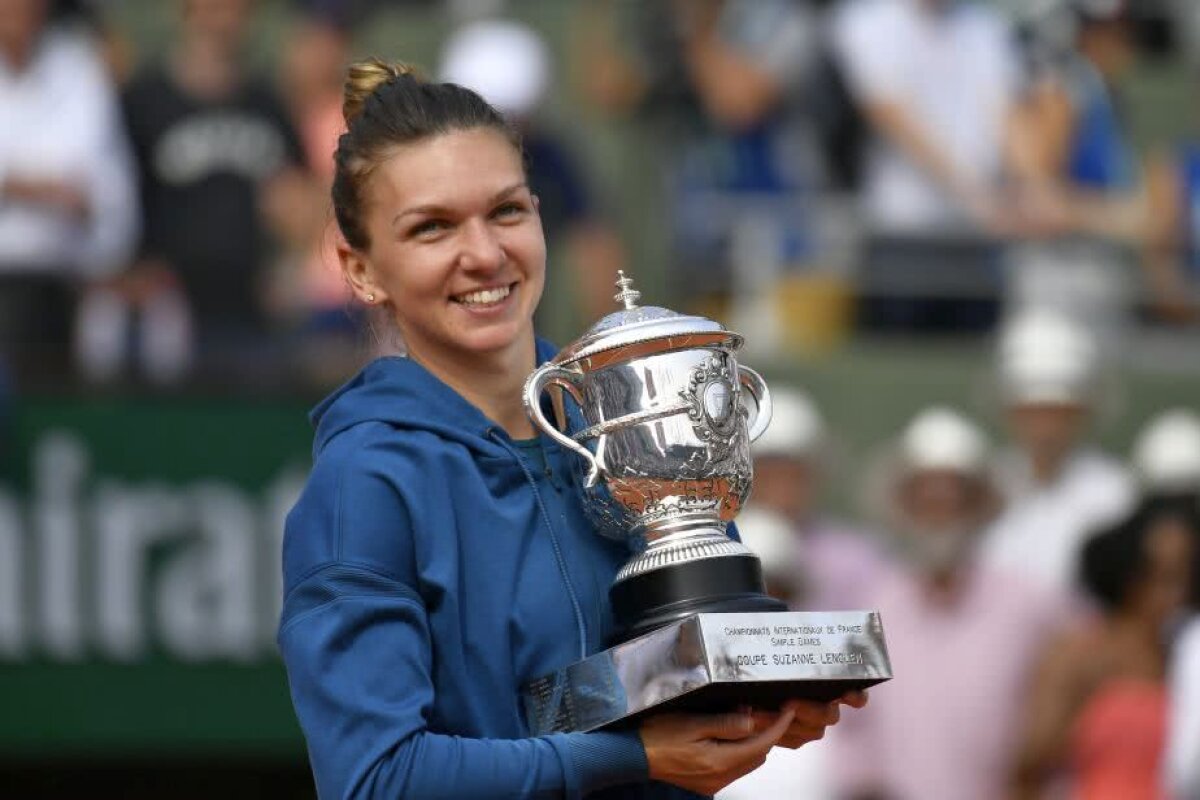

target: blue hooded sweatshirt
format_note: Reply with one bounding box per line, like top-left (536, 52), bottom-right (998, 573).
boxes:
top-left (279, 343), bottom-right (708, 800)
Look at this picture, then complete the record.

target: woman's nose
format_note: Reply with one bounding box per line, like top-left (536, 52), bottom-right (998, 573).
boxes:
top-left (457, 218), bottom-right (504, 272)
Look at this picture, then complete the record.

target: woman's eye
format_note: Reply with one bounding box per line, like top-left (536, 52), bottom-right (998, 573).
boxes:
top-left (491, 202), bottom-right (525, 220)
top-left (410, 219), bottom-right (449, 238)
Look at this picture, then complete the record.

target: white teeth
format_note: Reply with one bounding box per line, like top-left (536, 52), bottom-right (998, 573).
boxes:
top-left (455, 285), bottom-right (511, 305)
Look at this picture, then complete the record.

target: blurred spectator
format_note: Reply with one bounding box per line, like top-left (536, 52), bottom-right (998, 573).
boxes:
top-left (1131, 408), bottom-right (1200, 500)
top-left (271, 9), bottom-right (366, 386)
top-left (830, 407), bottom-right (1071, 800)
top-left (1010, 496), bottom-right (1199, 800)
top-left (1167, 614), bottom-right (1200, 800)
top-left (748, 386), bottom-right (893, 611)
top-left (440, 17), bottom-right (625, 329)
top-left (1007, 0), bottom-right (1147, 336)
top-left (832, 0), bottom-right (1019, 236)
top-left (980, 309), bottom-right (1134, 597)
top-left (831, 0), bottom-right (1027, 332)
top-left (104, 0), bottom-right (307, 382)
top-left (51, 0), bottom-right (136, 81)
top-left (720, 389), bottom-right (892, 800)
top-left (1026, 2), bottom-right (1139, 183)
top-left (579, 0), bottom-right (823, 314)
top-left (0, 0), bottom-right (138, 379)
top-left (1145, 66), bottom-right (1200, 323)
top-left (716, 511), bottom-right (834, 800)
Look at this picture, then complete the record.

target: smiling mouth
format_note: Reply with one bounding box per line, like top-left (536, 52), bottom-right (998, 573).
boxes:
top-left (453, 283), bottom-right (515, 307)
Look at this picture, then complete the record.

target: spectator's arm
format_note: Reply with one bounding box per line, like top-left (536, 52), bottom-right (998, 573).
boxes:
top-left (1008, 632), bottom-right (1090, 800)
top-left (74, 57), bottom-right (139, 278)
top-left (860, 99), bottom-right (1001, 223)
top-left (1139, 152), bottom-right (1198, 322)
top-left (678, 0), bottom-right (811, 131)
top-left (1010, 74), bottom-right (1151, 243)
top-left (1008, 78), bottom-right (1075, 187)
top-left (79, 122), bottom-right (139, 278)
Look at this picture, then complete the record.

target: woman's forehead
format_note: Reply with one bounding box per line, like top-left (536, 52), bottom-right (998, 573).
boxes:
top-left (369, 129), bottom-right (525, 210)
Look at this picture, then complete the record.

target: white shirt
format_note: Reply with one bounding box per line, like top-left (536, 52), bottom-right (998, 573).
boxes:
top-left (1167, 616), bottom-right (1200, 800)
top-left (0, 29), bottom-right (138, 277)
top-left (980, 448), bottom-right (1134, 597)
top-left (832, 0), bottom-right (1018, 233)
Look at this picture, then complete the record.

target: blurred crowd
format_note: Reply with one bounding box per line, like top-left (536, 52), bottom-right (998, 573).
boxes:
top-left (0, 0), bottom-right (1198, 392)
top-left (721, 305), bottom-right (1200, 800)
top-left (2, 0), bottom-right (1200, 797)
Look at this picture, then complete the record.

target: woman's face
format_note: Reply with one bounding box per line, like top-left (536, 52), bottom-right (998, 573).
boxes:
top-left (348, 128), bottom-right (545, 365)
top-left (1130, 517), bottom-right (1194, 624)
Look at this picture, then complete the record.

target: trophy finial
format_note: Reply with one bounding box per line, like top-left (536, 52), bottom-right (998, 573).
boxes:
top-left (614, 271), bottom-right (641, 310)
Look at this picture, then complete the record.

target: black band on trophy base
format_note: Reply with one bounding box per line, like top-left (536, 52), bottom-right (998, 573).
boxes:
top-left (609, 555), bottom-right (787, 644)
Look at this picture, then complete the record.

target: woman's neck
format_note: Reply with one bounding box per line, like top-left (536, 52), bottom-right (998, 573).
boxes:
top-left (407, 336), bottom-right (539, 439)
top-left (1106, 611), bottom-right (1166, 654)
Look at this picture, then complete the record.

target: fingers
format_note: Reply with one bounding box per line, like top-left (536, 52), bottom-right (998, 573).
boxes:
top-left (694, 710), bottom-right (757, 741)
top-left (839, 689), bottom-right (870, 709)
top-left (714, 707), bottom-right (796, 762)
top-left (778, 726), bottom-right (829, 748)
top-left (771, 698), bottom-right (857, 749)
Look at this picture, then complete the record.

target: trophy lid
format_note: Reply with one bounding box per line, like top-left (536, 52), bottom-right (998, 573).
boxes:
top-left (552, 272), bottom-right (742, 366)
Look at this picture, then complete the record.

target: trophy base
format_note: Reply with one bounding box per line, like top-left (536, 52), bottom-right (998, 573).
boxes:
top-left (523, 610), bottom-right (892, 736)
top-left (609, 555), bottom-right (785, 644)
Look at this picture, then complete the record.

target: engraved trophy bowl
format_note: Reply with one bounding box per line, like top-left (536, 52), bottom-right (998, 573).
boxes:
top-left (524, 273), bottom-right (786, 642)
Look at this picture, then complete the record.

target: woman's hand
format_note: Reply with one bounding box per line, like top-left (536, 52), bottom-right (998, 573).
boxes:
top-left (750, 691), bottom-right (870, 748)
top-left (640, 707), bottom-right (796, 796)
top-left (641, 692), bottom-right (869, 794)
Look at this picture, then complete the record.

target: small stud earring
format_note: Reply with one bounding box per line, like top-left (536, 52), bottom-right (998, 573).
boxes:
top-left (366, 293), bottom-right (376, 303)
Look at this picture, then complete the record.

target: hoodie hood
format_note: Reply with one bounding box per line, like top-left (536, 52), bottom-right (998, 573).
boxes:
top-left (310, 339), bottom-right (560, 458)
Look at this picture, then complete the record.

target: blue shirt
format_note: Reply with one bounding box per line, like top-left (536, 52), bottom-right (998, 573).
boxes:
top-left (279, 342), bottom-right (706, 799)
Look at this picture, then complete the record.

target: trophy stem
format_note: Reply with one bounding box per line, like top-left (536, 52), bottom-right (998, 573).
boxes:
top-left (616, 525), bottom-right (753, 584)
top-left (608, 553), bottom-right (785, 645)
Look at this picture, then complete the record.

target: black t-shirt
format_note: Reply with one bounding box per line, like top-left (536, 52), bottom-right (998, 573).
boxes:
top-left (123, 65), bottom-right (303, 334)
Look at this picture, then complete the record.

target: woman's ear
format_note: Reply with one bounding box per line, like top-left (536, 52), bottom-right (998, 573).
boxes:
top-left (338, 241), bottom-right (386, 305)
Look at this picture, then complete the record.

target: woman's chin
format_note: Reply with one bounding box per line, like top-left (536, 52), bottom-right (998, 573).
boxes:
top-left (451, 321), bottom-right (534, 358)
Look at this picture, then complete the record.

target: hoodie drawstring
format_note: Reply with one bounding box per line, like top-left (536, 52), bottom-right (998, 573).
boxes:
top-left (489, 430), bottom-right (589, 662)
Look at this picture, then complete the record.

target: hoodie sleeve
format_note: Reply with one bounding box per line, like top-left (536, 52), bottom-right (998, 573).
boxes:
top-left (278, 448), bottom-right (648, 799)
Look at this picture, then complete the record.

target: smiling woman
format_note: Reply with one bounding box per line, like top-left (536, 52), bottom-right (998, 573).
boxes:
top-left (277, 58), bottom-right (860, 800)
top-left (339, 126), bottom-right (545, 432)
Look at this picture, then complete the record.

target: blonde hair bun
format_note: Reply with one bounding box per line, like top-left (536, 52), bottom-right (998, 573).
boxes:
top-left (343, 58), bottom-right (422, 126)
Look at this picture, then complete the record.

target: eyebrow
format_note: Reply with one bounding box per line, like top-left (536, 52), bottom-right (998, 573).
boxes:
top-left (392, 182), bottom-right (529, 228)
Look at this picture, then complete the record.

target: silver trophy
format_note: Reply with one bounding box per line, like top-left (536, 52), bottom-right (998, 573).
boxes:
top-left (522, 273), bottom-right (891, 735)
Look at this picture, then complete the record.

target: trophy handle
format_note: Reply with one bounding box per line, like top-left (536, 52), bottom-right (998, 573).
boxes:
top-left (524, 364), bottom-right (604, 487)
top-left (738, 365), bottom-right (773, 443)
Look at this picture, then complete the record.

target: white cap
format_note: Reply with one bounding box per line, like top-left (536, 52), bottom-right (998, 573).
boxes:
top-left (752, 387), bottom-right (824, 459)
top-left (1074, 0), bottom-right (1127, 21)
top-left (1132, 409), bottom-right (1200, 493)
top-left (997, 310), bottom-right (1098, 406)
top-left (438, 19), bottom-right (550, 118)
top-left (900, 406), bottom-right (989, 475)
top-left (736, 507), bottom-right (797, 578)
